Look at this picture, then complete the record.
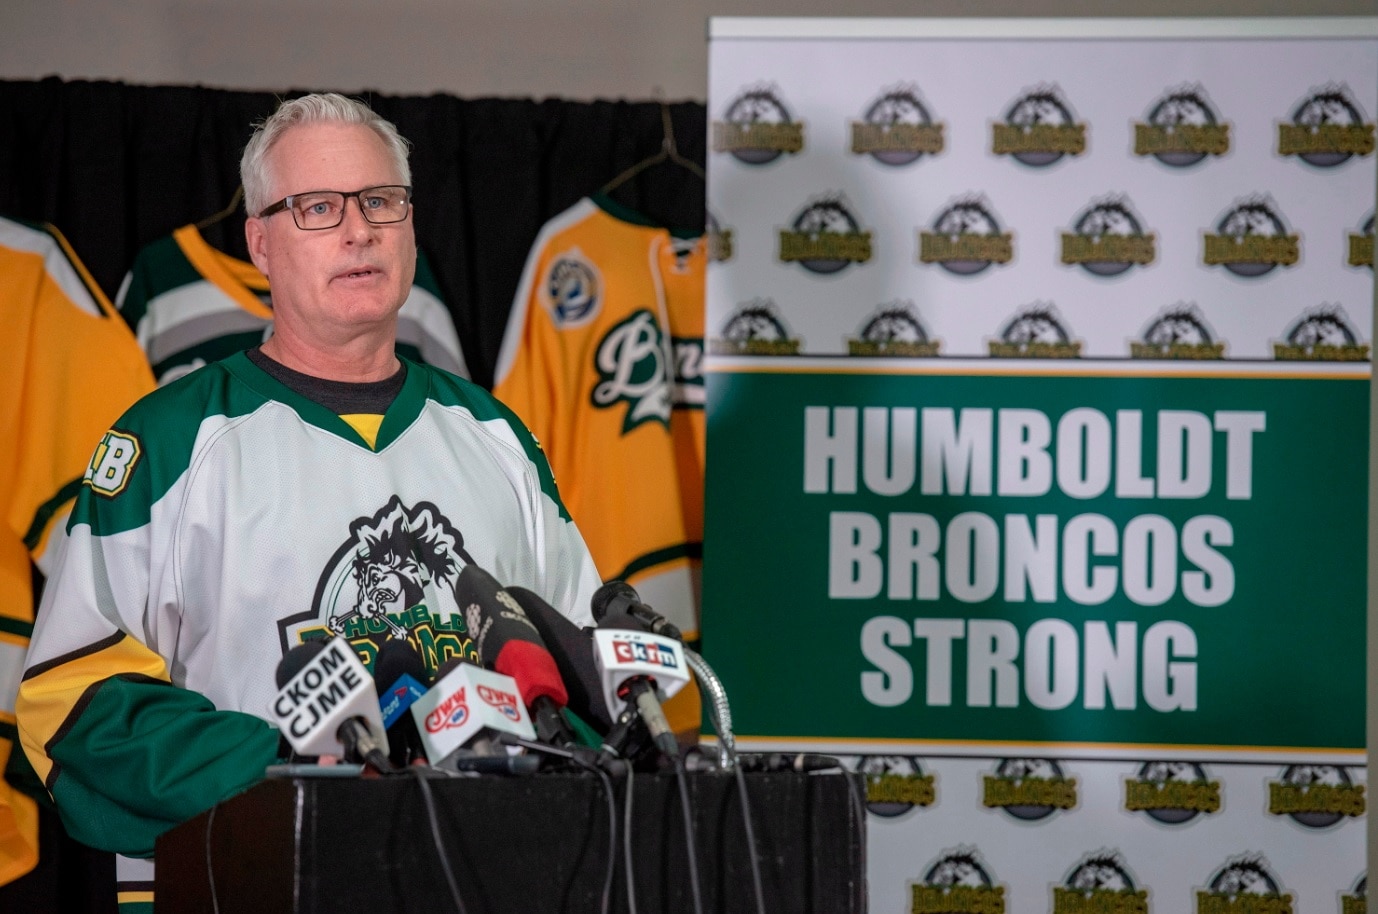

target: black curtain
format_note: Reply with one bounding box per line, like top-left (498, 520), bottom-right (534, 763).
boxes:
top-left (0, 77), bottom-right (708, 388)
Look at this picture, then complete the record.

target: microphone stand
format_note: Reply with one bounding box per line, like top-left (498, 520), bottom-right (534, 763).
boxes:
top-left (684, 649), bottom-right (737, 770)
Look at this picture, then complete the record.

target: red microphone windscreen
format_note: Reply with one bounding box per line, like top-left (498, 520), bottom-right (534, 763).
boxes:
top-left (493, 638), bottom-right (569, 709)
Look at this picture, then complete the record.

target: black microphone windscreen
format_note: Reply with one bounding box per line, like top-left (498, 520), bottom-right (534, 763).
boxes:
top-left (454, 563), bottom-right (546, 666)
top-left (590, 581), bottom-right (639, 623)
top-left (434, 654), bottom-right (471, 681)
top-left (597, 611), bottom-right (650, 633)
top-left (374, 638), bottom-right (429, 692)
top-left (275, 640), bottom-right (328, 689)
top-left (506, 586), bottom-right (614, 732)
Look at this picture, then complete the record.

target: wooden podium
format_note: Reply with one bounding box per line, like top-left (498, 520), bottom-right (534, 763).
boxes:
top-left (155, 768), bottom-right (866, 913)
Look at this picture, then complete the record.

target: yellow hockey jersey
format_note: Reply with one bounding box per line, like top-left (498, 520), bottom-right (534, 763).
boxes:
top-left (495, 195), bottom-right (705, 643)
top-left (0, 218), bottom-right (153, 886)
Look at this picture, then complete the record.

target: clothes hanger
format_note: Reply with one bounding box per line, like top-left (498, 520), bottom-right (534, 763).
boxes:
top-left (194, 185), bottom-right (245, 230)
top-left (601, 100), bottom-right (705, 194)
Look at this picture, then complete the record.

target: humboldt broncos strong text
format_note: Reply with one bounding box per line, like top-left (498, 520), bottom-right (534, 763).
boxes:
top-left (805, 405), bottom-right (1267, 713)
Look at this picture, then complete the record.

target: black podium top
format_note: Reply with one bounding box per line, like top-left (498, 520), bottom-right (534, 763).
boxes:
top-left (156, 768), bottom-right (866, 914)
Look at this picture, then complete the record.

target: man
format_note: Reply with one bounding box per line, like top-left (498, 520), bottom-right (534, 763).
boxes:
top-left (15, 94), bottom-right (602, 910)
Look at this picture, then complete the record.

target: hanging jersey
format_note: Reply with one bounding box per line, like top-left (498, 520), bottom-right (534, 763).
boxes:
top-left (117, 224), bottom-right (469, 384)
top-left (493, 195), bottom-right (705, 642)
top-left (0, 217), bottom-right (153, 887)
top-left (16, 352), bottom-right (601, 864)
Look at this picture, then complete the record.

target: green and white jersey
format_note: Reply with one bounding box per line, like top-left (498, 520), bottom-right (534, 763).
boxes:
top-left (16, 352), bottom-right (599, 858)
top-left (117, 225), bottom-right (469, 385)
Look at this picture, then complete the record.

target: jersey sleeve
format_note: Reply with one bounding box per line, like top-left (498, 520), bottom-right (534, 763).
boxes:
top-left (14, 412), bottom-right (278, 858)
top-left (491, 223), bottom-right (561, 447)
top-left (401, 250), bottom-right (470, 379)
top-left (495, 397), bottom-right (603, 627)
top-left (0, 220), bottom-right (155, 884)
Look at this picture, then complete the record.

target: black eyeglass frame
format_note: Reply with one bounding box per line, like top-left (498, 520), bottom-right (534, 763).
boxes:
top-left (256, 185), bottom-right (414, 230)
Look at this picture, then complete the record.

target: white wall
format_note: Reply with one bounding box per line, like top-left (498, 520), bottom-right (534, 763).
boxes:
top-left (2, 0), bottom-right (1372, 101)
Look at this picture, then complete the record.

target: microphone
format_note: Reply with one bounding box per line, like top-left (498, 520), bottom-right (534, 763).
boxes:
top-left (269, 638), bottom-right (392, 770)
top-left (454, 564), bottom-right (578, 748)
top-left (505, 585), bottom-right (615, 733)
top-left (592, 581), bottom-right (741, 769)
top-left (593, 613), bottom-right (691, 760)
top-left (408, 658), bottom-right (536, 770)
top-left (592, 581), bottom-right (683, 641)
top-left (374, 639), bottom-right (430, 767)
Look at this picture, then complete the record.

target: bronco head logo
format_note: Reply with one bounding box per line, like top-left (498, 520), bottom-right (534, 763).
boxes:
top-left (280, 496), bottom-right (478, 678)
top-left (338, 499), bottom-right (467, 638)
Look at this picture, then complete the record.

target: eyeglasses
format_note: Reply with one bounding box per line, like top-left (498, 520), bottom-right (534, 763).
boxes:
top-left (258, 185), bottom-right (413, 230)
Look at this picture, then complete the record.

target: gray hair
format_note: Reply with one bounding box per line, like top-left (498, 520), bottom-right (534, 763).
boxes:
top-left (239, 93), bottom-right (412, 216)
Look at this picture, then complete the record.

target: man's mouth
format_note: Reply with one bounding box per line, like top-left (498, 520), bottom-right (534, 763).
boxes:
top-left (338, 267), bottom-right (381, 280)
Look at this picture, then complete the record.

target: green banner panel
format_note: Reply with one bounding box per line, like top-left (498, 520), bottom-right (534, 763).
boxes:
top-left (702, 368), bottom-right (1367, 751)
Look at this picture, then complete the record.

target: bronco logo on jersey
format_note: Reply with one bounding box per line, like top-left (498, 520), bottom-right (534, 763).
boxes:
top-left (544, 248), bottom-right (602, 326)
top-left (84, 429), bottom-right (142, 497)
top-left (592, 309), bottom-right (672, 434)
top-left (278, 496), bottom-right (478, 681)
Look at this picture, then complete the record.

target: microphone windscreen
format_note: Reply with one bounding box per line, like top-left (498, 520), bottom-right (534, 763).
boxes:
top-left (374, 638), bottom-right (429, 691)
top-left (435, 655), bottom-right (470, 681)
top-left (590, 581), bottom-right (639, 623)
top-left (495, 639), bottom-right (569, 709)
top-left (275, 640), bottom-right (327, 688)
top-left (597, 611), bottom-right (650, 633)
top-left (454, 564), bottom-right (568, 710)
top-left (507, 586), bottom-right (613, 732)
top-left (454, 564), bottom-right (542, 667)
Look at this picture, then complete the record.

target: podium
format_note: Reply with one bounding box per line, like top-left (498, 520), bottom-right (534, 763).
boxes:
top-left (155, 768), bottom-right (866, 913)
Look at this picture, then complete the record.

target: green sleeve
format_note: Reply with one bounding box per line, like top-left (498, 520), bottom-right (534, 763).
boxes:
top-left (46, 674), bottom-right (279, 857)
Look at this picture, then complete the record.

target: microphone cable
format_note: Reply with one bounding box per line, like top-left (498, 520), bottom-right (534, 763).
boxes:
top-left (731, 762), bottom-right (769, 914)
top-left (623, 764), bottom-right (637, 914)
top-left (498, 733), bottom-right (619, 914)
top-left (574, 755), bottom-right (618, 914)
top-left (397, 765), bottom-right (470, 914)
top-left (672, 755), bottom-right (706, 914)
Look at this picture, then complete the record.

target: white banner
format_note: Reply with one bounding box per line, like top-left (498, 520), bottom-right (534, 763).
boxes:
top-left (706, 17), bottom-right (1375, 913)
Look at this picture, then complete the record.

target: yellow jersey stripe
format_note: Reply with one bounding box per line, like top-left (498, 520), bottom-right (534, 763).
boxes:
top-left (16, 632), bottom-right (171, 784)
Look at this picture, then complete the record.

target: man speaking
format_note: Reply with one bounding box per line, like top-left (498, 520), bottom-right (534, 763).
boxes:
top-left (15, 93), bottom-right (602, 909)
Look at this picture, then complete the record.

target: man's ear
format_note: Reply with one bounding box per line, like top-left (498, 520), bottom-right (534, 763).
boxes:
top-left (245, 216), bottom-right (270, 276)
